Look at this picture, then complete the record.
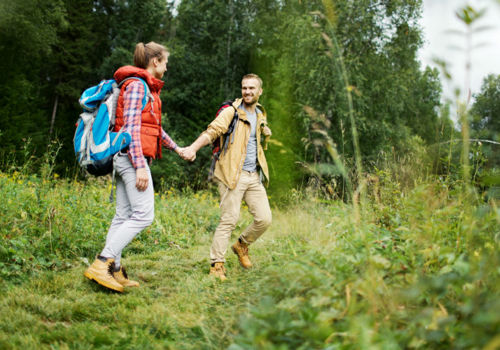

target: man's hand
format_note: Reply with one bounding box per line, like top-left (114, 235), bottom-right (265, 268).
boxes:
top-left (262, 125), bottom-right (272, 137)
top-left (181, 146), bottom-right (197, 162)
top-left (135, 167), bottom-right (149, 191)
top-left (176, 133), bottom-right (210, 162)
top-left (174, 146), bottom-right (195, 161)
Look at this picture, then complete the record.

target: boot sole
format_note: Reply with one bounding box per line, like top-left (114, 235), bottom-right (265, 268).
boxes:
top-left (118, 281), bottom-right (140, 287)
top-left (231, 246), bottom-right (252, 269)
top-left (84, 271), bottom-right (124, 293)
top-left (209, 272), bottom-right (227, 281)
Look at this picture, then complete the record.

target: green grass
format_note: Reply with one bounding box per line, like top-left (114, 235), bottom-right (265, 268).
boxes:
top-left (0, 171), bottom-right (499, 349)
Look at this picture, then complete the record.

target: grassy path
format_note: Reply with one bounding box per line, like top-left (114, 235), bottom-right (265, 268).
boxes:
top-left (0, 231), bottom-right (289, 349)
top-left (0, 194), bottom-right (322, 349)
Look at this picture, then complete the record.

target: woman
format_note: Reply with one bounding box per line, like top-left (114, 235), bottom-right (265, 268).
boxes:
top-left (84, 42), bottom-right (184, 292)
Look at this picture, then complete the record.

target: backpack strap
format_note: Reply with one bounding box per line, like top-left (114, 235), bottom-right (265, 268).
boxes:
top-left (110, 77), bottom-right (153, 148)
top-left (222, 109), bottom-right (238, 155)
top-left (223, 102), bottom-right (241, 155)
top-left (118, 77), bottom-right (152, 110)
top-left (209, 101), bottom-right (244, 181)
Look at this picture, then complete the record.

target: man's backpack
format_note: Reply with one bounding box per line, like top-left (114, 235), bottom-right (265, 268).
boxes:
top-left (208, 100), bottom-right (239, 180)
top-left (74, 77), bottom-right (151, 176)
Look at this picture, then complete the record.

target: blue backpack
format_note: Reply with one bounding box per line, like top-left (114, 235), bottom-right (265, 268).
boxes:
top-left (74, 77), bottom-right (151, 176)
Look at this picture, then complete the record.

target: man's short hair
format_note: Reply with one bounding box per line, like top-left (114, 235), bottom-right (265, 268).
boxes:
top-left (242, 73), bottom-right (263, 88)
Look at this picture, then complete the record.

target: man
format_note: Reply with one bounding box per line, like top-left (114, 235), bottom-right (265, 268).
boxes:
top-left (182, 73), bottom-right (272, 281)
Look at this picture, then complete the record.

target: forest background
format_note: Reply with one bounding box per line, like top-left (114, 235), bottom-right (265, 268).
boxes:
top-left (1, 0), bottom-right (498, 199)
top-left (1, 0), bottom-right (500, 348)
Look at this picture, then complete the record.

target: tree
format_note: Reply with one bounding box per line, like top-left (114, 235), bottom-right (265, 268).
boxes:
top-left (0, 0), bottom-right (66, 159)
top-left (470, 74), bottom-right (500, 168)
top-left (97, 0), bottom-right (173, 76)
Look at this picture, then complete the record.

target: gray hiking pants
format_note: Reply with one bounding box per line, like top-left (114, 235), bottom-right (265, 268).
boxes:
top-left (100, 153), bottom-right (154, 267)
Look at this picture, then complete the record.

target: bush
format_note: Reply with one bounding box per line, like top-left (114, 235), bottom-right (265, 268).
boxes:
top-left (229, 184), bottom-right (500, 349)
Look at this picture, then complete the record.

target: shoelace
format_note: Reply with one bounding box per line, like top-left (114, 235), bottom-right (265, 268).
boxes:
top-left (107, 261), bottom-right (116, 276)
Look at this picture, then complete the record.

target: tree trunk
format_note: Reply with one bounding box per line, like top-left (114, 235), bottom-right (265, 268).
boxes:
top-left (49, 95), bottom-right (59, 136)
top-left (225, 0), bottom-right (234, 97)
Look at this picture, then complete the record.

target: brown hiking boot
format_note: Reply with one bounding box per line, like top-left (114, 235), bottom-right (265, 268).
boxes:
top-left (209, 262), bottom-right (227, 281)
top-left (84, 257), bottom-right (124, 292)
top-left (113, 266), bottom-right (140, 287)
top-left (232, 239), bottom-right (252, 269)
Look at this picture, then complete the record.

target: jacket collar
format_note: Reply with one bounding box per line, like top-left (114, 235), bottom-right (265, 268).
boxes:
top-left (233, 98), bottom-right (266, 121)
top-left (113, 66), bottom-right (164, 92)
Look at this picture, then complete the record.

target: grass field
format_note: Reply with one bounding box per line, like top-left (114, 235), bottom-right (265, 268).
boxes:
top-left (0, 171), bottom-right (499, 349)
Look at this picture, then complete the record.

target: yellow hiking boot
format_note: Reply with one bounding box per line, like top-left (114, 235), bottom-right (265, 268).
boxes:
top-left (209, 262), bottom-right (227, 281)
top-left (84, 257), bottom-right (124, 293)
top-left (113, 266), bottom-right (140, 287)
top-left (231, 239), bottom-right (252, 269)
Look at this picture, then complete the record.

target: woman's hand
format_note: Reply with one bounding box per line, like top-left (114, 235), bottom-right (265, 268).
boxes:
top-left (135, 167), bottom-right (149, 191)
top-left (175, 146), bottom-right (184, 157)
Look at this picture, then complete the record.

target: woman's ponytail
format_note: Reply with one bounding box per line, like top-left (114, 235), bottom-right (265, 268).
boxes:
top-left (133, 41), bottom-right (168, 69)
top-left (133, 42), bottom-right (147, 68)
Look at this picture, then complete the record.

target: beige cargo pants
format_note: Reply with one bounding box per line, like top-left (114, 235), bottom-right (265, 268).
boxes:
top-left (210, 170), bottom-right (272, 263)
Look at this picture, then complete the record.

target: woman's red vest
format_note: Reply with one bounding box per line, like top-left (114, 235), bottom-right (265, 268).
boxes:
top-left (113, 66), bottom-right (164, 159)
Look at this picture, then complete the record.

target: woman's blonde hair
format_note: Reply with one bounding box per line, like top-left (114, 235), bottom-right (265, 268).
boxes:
top-left (133, 41), bottom-right (169, 69)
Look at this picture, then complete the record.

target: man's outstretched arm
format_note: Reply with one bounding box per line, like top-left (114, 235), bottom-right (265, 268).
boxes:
top-left (180, 107), bottom-right (236, 161)
top-left (181, 133), bottom-right (211, 161)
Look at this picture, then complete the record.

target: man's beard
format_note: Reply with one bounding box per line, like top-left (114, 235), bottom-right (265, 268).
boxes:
top-left (244, 95), bottom-right (258, 105)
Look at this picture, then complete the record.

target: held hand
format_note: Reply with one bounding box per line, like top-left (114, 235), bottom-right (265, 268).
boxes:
top-left (181, 146), bottom-right (197, 162)
top-left (174, 146), bottom-right (193, 161)
top-left (135, 167), bottom-right (149, 191)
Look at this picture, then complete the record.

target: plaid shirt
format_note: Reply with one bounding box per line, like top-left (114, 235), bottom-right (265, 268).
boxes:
top-left (122, 80), bottom-right (177, 169)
